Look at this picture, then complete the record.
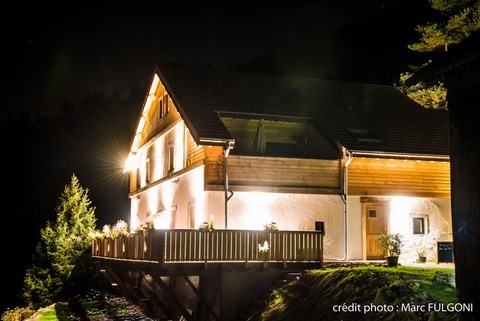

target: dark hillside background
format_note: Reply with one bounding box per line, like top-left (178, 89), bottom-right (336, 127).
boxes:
top-left (2, 85), bottom-right (144, 312)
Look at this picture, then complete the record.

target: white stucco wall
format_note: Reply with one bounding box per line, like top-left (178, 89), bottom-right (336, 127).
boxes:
top-left (389, 197), bottom-right (452, 263)
top-left (130, 166), bottom-right (205, 230)
top-left (202, 191), bottom-right (346, 260)
top-left (346, 197), bottom-right (363, 260)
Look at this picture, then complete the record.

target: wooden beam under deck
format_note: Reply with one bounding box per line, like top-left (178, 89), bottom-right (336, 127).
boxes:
top-left (92, 229), bottom-right (323, 320)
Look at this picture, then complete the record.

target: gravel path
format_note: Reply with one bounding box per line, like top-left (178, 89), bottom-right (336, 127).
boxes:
top-left (25, 295), bottom-right (172, 321)
top-left (87, 297), bottom-right (162, 321)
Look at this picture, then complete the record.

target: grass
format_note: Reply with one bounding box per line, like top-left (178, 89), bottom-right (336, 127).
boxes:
top-left (248, 265), bottom-right (460, 321)
top-left (23, 290), bottom-right (131, 321)
top-left (35, 303), bottom-right (72, 321)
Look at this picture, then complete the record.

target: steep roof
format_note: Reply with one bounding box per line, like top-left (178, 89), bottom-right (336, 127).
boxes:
top-left (157, 63), bottom-right (449, 158)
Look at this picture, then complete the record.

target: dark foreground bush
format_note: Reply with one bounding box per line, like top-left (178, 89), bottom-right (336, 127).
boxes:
top-left (1, 306), bottom-right (35, 321)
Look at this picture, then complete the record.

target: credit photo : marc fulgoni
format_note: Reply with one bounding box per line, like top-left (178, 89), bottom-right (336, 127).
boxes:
top-left (332, 302), bottom-right (474, 314)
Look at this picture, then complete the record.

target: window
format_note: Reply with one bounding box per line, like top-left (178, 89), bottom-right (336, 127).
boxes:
top-left (157, 94), bottom-right (169, 120)
top-left (157, 100), bottom-right (163, 120)
top-left (265, 142), bottom-right (297, 157)
top-left (146, 146), bottom-right (154, 184)
top-left (135, 168), bottom-right (141, 189)
top-left (145, 157), bottom-right (151, 184)
top-left (163, 95), bottom-right (170, 114)
top-left (412, 217), bottom-right (425, 234)
top-left (168, 145), bottom-right (175, 171)
top-left (369, 210), bottom-right (377, 218)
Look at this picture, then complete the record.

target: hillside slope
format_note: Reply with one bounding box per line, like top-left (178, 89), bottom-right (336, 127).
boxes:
top-left (248, 266), bottom-right (461, 321)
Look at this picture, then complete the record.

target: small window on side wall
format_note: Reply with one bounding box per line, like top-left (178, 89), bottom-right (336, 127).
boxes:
top-left (136, 168), bottom-right (141, 189)
top-left (412, 217), bottom-right (425, 234)
top-left (168, 145), bottom-right (175, 172)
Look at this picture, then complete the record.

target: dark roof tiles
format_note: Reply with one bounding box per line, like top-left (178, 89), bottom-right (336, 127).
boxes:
top-left (157, 64), bottom-right (449, 157)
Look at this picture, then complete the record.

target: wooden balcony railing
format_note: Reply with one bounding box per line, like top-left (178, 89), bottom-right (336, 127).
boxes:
top-left (91, 229), bottom-right (323, 267)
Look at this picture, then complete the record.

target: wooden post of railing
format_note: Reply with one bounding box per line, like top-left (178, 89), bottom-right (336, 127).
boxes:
top-left (143, 231), bottom-right (153, 261)
top-left (135, 231), bottom-right (145, 260)
top-left (203, 231), bottom-right (209, 268)
top-left (320, 232), bottom-right (324, 266)
top-left (154, 230), bottom-right (166, 268)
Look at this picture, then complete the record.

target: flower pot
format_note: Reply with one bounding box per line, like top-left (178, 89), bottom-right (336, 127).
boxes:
top-left (385, 256), bottom-right (399, 267)
top-left (418, 256), bottom-right (427, 263)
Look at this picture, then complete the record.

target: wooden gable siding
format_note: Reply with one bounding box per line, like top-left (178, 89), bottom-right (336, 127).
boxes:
top-left (204, 146), bottom-right (225, 185)
top-left (348, 157), bottom-right (450, 198)
top-left (185, 127), bottom-right (205, 166)
top-left (204, 146), bottom-right (342, 193)
top-left (141, 93), bottom-right (181, 146)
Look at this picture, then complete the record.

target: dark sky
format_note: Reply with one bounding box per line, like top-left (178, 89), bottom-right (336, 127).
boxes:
top-left (4, 0), bottom-right (430, 121)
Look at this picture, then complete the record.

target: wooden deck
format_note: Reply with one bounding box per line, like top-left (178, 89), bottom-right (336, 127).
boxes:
top-left (91, 228), bottom-right (323, 270)
top-left (91, 229), bottom-right (323, 320)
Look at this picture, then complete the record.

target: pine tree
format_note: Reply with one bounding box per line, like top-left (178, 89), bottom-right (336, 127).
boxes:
top-left (22, 174), bottom-right (99, 308)
top-left (397, 0), bottom-right (480, 109)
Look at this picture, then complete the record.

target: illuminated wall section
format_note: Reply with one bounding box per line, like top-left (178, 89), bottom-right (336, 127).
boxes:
top-left (346, 195), bottom-right (452, 262)
top-left (130, 197), bottom-right (140, 231)
top-left (346, 198), bottom-right (362, 260)
top-left (133, 165), bottom-right (205, 230)
top-left (389, 196), bottom-right (451, 263)
top-left (130, 121), bottom-right (187, 229)
top-left (204, 191), bottom-right (346, 260)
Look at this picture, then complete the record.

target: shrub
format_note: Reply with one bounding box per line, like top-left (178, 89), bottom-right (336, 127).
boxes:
top-left (1, 306), bottom-right (35, 321)
top-left (378, 233), bottom-right (403, 256)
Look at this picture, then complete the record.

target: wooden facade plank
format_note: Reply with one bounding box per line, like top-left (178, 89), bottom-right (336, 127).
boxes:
top-left (348, 157), bottom-right (450, 198)
top-left (205, 153), bottom-right (342, 190)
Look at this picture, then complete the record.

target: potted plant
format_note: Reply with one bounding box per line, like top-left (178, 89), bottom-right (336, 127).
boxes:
top-left (199, 221), bottom-right (214, 232)
top-left (417, 247), bottom-right (427, 263)
top-left (378, 233), bottom-right (403, 267)
top-left (264, 221), bottom-right (279, 232)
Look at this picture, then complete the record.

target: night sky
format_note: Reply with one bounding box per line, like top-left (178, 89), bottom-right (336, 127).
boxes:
top-left (3, 0), bottom-right (433, 312)
top-left (3, 0), bottom-right (431, 120)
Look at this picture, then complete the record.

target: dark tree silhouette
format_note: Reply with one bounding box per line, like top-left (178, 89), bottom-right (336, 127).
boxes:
top-left (405, 30), bottom-right (480, 321)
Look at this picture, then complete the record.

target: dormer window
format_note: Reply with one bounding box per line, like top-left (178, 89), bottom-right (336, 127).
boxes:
top-left (346, 128), bottom-right (383, 143)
